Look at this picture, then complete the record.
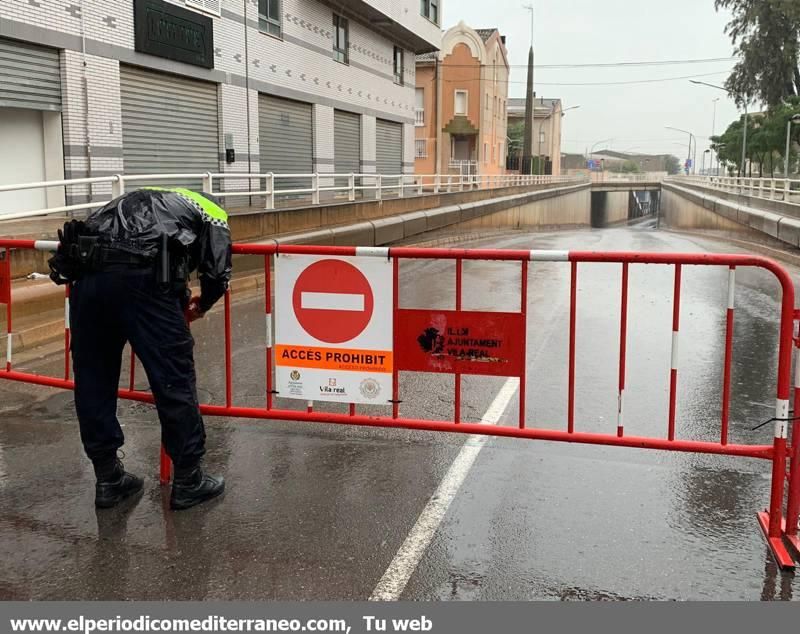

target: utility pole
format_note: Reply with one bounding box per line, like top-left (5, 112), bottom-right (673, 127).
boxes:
top-left (785, 114), bottom-right (800, 178)
top-left (742, 102), bottom-right (748, 178)
top-left (711, 97), bottom-right (719, 175)
top-left (522, 4), bottom-right (534, 175)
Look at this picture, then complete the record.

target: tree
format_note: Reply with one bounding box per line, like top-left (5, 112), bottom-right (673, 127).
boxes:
top-left (507, 121), bottom-right (525, 158)
top-left (715, 0), bottom-right (800, 107)
top-left (711, 96), bottom-right (800, 176)
top-left (665, 155), bottom-right (681, 175)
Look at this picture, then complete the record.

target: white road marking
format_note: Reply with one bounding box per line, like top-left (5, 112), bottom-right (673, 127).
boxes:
top-left (369, 376), bottom-right (520, 601)
top-left (300, 292), bottom-right (364, 311)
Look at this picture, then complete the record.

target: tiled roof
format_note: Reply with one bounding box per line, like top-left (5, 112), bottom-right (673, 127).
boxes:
top-left (416, 51), bottom-right (437, 63)
top-left (508, 97), bottom-right (561, 112)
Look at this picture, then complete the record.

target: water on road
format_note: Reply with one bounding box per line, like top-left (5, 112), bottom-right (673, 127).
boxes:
top-left (0, 222), bottom-right (798, 600)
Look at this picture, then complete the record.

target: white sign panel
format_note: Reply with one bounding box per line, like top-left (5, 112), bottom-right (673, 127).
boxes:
top-left (275, 254), bottom-right (393, 405)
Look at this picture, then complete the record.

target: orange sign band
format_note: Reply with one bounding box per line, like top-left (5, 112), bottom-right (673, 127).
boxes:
top-left (275, 345), bottom-right (393, 373)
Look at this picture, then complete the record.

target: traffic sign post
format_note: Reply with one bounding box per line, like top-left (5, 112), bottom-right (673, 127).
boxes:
top-left (275, 255), bottom-right (393, 404)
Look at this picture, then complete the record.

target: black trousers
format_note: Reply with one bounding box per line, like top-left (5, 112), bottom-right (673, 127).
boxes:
top-left (70, 268), bottom-right (206, 469)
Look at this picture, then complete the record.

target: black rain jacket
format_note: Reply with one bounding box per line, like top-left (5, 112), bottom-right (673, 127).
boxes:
top-left (85, 188), bottom-right (232, 312)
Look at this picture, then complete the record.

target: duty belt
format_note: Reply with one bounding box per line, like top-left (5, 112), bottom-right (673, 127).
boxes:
top-left (97, 246), bottom-right (154, 268)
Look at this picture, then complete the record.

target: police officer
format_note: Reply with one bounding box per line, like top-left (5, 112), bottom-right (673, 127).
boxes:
top-left (49, 188), bottom-right (232, 510)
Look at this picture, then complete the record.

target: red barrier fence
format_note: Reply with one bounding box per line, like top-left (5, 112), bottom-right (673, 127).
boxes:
top-left (1, 238), bottom-right (799, 569)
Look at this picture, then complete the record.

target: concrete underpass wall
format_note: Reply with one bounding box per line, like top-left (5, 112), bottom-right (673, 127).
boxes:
top-left (456, 186), bottom-right (591, 230)
top-left (661, 182), bottom-right (800, 249)
top-left (590, 191), bottom-right (630, 227)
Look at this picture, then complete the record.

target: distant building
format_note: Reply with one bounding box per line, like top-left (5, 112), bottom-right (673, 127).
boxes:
top-left (415, 22), bottom-right (510, 176)
top-left (567, 150), bottom-right (676, 174)
top-left (507, 97), bottom-right (563, 176)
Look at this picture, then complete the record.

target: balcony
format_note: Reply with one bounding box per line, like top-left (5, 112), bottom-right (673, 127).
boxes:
top-left (318, 0), bottom-right (440, 53)
top-left (415, 109), bottom-right (425, 126)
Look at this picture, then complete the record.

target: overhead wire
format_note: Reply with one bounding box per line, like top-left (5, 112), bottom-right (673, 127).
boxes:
top-left (440, 71), bottom-right (732, 87)
top-left (430, 57), bottom-right (739, 70)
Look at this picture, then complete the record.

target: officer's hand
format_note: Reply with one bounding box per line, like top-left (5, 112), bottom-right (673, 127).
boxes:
top-left (186, 296), bottom-right (205, 323)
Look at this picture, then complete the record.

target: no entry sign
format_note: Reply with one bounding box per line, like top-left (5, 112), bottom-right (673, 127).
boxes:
top-left (292, 259), bottom-right (374, 344)
top-left (275, 255), bottom-right (393, 404)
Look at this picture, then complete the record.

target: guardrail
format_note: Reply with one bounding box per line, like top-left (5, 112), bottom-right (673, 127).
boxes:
top-left (0, 172), bottom-right (587, 222)
top-left (590, 172), bottom-right (668, 183)
top-left (671, 175), bottom-right (800, 206)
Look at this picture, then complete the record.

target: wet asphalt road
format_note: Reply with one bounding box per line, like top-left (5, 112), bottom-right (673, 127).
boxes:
top-left (1, 221), bottom-right (799, 600)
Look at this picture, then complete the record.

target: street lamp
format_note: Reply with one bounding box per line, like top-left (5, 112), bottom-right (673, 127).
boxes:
top-left (690, 80), bottom-right (748, 178)
top-left (665, 126), bottom-right (696, 174)
top-left (711, 97), bottom-right (720, 174)
top-left (785, 114), bottom-right (800, 177)
top-left (522, 4), bottom-right (534, 49)
top-left (588, 138), bottom-right (613, 170)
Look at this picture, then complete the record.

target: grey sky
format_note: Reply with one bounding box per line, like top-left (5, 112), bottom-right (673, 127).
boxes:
top-left (444, 0), bottom-right (741, 161)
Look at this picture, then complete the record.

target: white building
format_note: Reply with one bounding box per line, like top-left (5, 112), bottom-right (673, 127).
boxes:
top-left (0, 0), bottom-right (441, 212)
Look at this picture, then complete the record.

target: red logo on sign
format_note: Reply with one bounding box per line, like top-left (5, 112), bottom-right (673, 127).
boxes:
top-left (292, 259), bottom-right (374, 344)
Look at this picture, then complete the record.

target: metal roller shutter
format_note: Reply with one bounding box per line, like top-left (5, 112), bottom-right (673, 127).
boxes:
top-left (120, 65), bottom-right (219, 191)
top-left (376, 119), bottom-right (402, 180)
top-left (259, 94), bottom-right (313, 193)
top-left (334, 110), bottom-right (361, 192)
top-left (0, 37), bottom-right (61, 111)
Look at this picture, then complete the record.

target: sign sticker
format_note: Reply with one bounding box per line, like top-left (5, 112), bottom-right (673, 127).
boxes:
top-left (275, 255), bottom-right (393, 404)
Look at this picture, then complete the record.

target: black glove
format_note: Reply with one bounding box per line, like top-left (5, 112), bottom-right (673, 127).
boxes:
top-left (48, 220), bottom-right (88, 285)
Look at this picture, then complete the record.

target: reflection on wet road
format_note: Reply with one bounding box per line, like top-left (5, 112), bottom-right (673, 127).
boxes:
top-left (0, 223), bottom-right (798, 600)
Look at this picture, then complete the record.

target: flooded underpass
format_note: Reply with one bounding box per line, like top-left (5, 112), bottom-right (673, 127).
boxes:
top-left (1, 222), bottom-right (798, 600)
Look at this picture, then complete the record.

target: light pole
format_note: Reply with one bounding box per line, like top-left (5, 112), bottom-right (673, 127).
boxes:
top-left (589, 138), bottom-right (613, 170)
top-left (522, 4), bottom-right (534, 48)
top-left (690, 80), bottom-right (748, 177)
top-left (666, 126), bottom-right (695, 174)
top-left (711, 97), bottom-right (720, 174)
top-left (702, 149), bottom-right (711, 175)
top-left (785, 114), bottom-right (800, 177)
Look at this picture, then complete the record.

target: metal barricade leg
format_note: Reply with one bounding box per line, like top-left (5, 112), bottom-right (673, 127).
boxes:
top-left (784, 326), bottom-right (800, 554)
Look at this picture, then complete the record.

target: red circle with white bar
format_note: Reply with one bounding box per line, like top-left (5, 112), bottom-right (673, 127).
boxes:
top-left (292, 259), bottom-right (374, 344)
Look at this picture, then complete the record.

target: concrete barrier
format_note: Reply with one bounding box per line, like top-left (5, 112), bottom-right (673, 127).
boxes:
top-left (662, 181), bottom-right (800, 251)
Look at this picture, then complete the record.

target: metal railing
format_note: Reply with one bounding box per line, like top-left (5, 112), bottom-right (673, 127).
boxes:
top-left (0, 171), bottom-right (587, 222)
top-left (671, 175), bottom-right (800, 206)
top-left (591, 171), bottom-right (668, 183)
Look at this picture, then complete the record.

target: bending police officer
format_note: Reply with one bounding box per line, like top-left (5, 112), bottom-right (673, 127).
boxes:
top-left (49, 188), bottom-right (233, 510)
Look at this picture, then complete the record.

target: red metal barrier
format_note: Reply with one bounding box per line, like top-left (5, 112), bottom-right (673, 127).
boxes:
top-left (1, 239), bottom-right (799, 568)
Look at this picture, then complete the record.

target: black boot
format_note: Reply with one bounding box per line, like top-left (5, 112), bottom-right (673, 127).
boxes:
top-left (170, 465), bottom-right (225, 511)
top-left (94, 458), bottom-right (144, 509)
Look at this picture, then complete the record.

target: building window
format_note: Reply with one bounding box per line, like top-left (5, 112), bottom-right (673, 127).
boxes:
top-left (415, 139), bottom-right (427, 158)
top-left (394, 47), bottom-right (404, 85)
top-left (420, 0), bottom-right (439, 25)
top-left (454, 90), bottom-right (468, 116)
top-left (484, 143), bottom-right (489, 164)
top-left (415, 88), bottom-right (424, 126)
top-left (333, 14), bottom-right (349, 64)
top-left (258, 0), bottom-right (281, 37)
top-left (186, 0), bottom-right (221, 16)
top-left (485, 94), bottom-right (490, 110)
